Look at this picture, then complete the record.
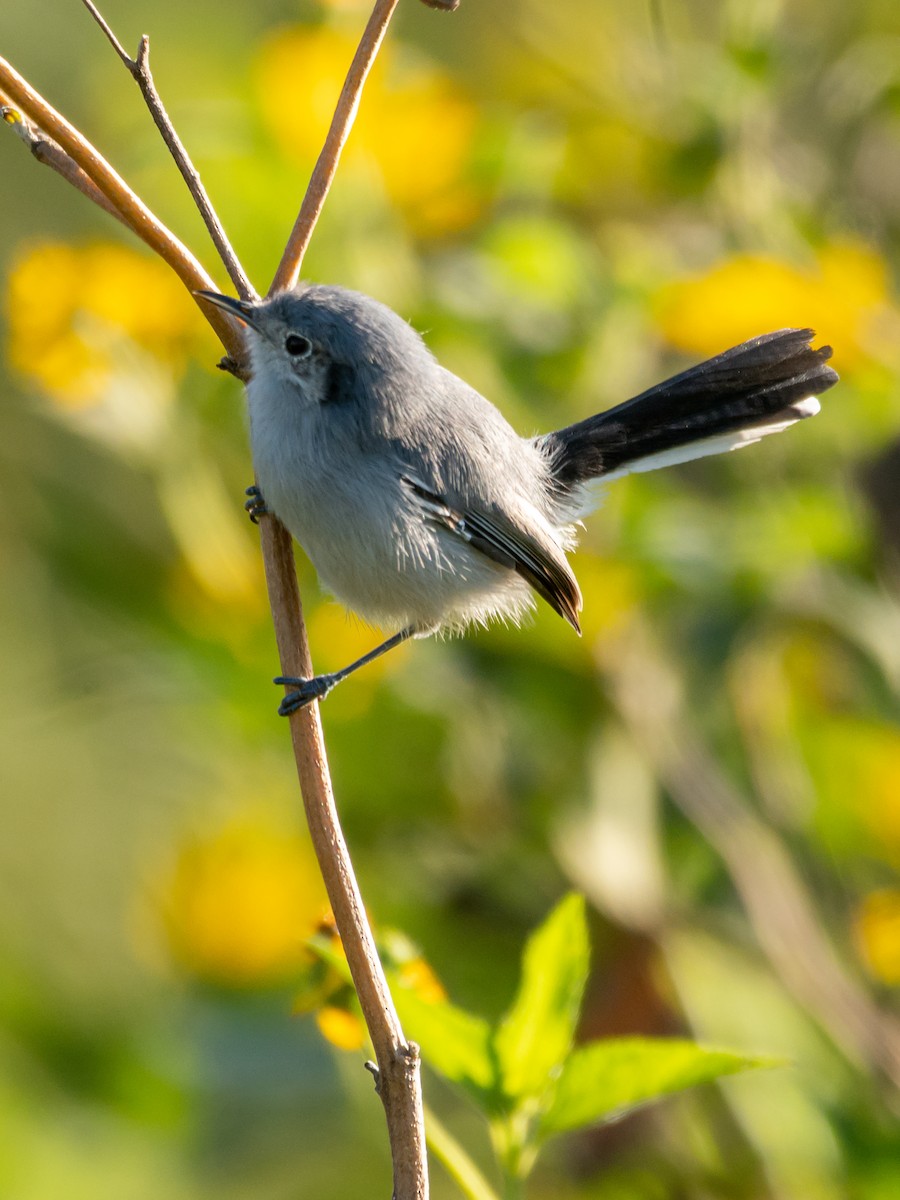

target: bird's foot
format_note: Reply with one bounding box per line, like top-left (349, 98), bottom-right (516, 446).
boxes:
top-left (245, 485), bottom-right (269, 524)
top-left (274, 673), bottom-right (338, 715)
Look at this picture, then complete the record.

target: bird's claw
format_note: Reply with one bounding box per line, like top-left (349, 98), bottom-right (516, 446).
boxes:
top-left (245, 484), bottom-right (269, 524)
top-left (274, 673), bottom-right (338, 715)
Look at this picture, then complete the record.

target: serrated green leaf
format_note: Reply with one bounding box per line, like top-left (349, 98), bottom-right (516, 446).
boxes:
top-left (494, 893), bottom-right (590, 1101)
top-left (539, 1037), bottom-right (782, 1137)
top-left (393, 983), bottom-right (501, 1110)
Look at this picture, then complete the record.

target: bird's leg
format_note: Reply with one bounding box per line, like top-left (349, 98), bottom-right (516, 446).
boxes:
top-left (275, 626), bottom-right (417, 715)
top-left (244, 484), bottom-right (269, 524)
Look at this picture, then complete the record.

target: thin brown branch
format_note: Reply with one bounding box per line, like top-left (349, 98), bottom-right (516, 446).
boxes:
top-left (0, 53), bottom-right (246, 363)
top-left (259, 518), bottom-right (427, 1198)
top-left (261, 0), bottom-right (430, 1189)
top-left (78, 0), bottom-right (134, 67)
top-left (261, 0), bottom-right (430, 1192)
top-left (5, 0), bottom-right (442, 1189)
top-left (269, 0), bottom-right (401, 294)
top-left (79, 0), bottom-right (255, 300)
top-left (2, 103), bottom-right (126, 226)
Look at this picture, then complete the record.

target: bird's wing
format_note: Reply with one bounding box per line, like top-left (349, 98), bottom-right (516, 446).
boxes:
top-left (402, 474), bottom-right (582, 633)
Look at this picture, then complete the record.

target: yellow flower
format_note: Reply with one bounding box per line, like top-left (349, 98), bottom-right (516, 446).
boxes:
top-left (300, 923), bottom-right (447, 1050)
top-left (854, 890), bottom-right (900, 986)
top-left (6, 241), bottom-right (199, 408)
top-left (158, 813), bottom-right (326, 987)
top-left (397, 956), bottom-right (446, 1005)
top-left (316, 1006), bottom-right (367, 1051)
top-left (254, 27), bottom-right (364, 165)
top-left (655, 241), bottom-right (900, 369)
top-left (367, 62), bottom-right (480, 236)
top-left (253, 26), bottom-right (480, 236)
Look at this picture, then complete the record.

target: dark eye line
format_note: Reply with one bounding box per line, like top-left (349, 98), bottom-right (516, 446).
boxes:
top-left (285, 334), bottom-right (312, 358)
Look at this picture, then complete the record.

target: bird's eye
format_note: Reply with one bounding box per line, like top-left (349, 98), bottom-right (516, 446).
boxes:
top-left (285, 334), bottom-right (312, 358)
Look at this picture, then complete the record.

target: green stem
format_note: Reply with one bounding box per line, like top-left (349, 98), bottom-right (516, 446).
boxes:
top-left (490, 1113), bottom-right (535, 1200)
top-left (501, 1175), bottom-right (526, 1200)
top-left (424, 1101), bottom-right (501, 1200)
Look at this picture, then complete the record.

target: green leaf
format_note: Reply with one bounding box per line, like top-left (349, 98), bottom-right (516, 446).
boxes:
top-left (494, 893), bottom-right (590, 1101)
top-left (304, 932), bottom-right (353, 981)
top-left (539, 1037), bottom-right (781, 1137)
top-left (393, 983), bottom-right (501, 1110)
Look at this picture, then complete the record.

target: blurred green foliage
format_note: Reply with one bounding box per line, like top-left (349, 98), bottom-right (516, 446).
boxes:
top-left (1, 0), bottom-right (899, 1197)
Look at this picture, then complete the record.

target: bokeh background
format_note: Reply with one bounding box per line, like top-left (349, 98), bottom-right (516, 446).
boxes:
top-left (2, 0), bottom-right (900, 1196)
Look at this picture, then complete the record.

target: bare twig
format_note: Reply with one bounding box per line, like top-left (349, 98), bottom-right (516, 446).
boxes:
top-left (1, 103), bottom-right (126, 226)
top-left (0, 53), bottom-right (246, 363)
top-left (78, 0), bottom-right (134, 67)
top-left (259, 517), bottom-right (428, 1198)
top-left (79, 0), bottom-right (255, 300)
top-left (260, 0), bottom-right (430, 1191)
top-left (5, 0), bottom-right (441, 1189)
top-left (269, 0), bottom-right (401, 294)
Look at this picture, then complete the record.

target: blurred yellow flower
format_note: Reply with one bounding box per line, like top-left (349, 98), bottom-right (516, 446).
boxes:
top-left (6, 241), bottom-right (199, 408)
top-left (397, 955), bottom-right (446, 1005)
top-left (859, 734), bottom-right (900, 854)
top-left (655, 241), bottom-right (900, 369)
top-left (299, 924), bottom-right (446, 1050)
top-left (254, 27), bottom-right (361, 164)
top-left (159, 813), bottom-right (326, 987)
top-left (315, 1005), bottom-right (367, 1050)
top-left (291, 912), bottom-right (350, 1016)
top-left (370, 64), bottom-right (480, 236)
top-left (253, 26), bottom-right (480, 236)
top-left (854, 890), bottom-right (900, 986)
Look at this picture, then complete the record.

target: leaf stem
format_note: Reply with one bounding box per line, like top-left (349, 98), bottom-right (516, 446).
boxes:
top-left (424, 1103), bottom-right (500, 1200)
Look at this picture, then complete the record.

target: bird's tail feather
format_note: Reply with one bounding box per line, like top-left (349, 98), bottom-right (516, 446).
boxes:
top-left (542, 329), bottom-right (838, 487)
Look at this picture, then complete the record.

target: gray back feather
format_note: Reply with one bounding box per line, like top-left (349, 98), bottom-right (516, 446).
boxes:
top-left (271, 285), bottom-right (555, 521)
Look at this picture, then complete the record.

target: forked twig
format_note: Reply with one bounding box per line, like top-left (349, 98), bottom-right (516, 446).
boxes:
top-left (0, 52), bottom-right (245, 362)
top-left (261, 1), bottom-right (429, 1192)
top-left (1, 103), bottom-right (127, 226)
top-left (2, 0), bottom-right (449, 1191)
top-left (75, 0), bottom-right (134, 68)
top-left (257, 518), bottom-right (428, 1198)
top-left (78, 0), bottom-right (256, 301)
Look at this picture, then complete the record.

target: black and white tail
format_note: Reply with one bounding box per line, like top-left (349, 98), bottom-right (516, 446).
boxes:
top-left (542, 328), bottom-right (838, 489)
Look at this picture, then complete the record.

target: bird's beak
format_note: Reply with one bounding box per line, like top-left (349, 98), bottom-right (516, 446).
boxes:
top-left (194, 290), bottom-right (263, 332)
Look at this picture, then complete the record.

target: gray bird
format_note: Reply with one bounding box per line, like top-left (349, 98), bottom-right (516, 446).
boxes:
top-left (198, 286), bottom-right (838, 714)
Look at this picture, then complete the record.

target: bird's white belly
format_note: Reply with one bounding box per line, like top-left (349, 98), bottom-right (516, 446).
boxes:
top-left (255, 449), bottom-right (531, 633)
